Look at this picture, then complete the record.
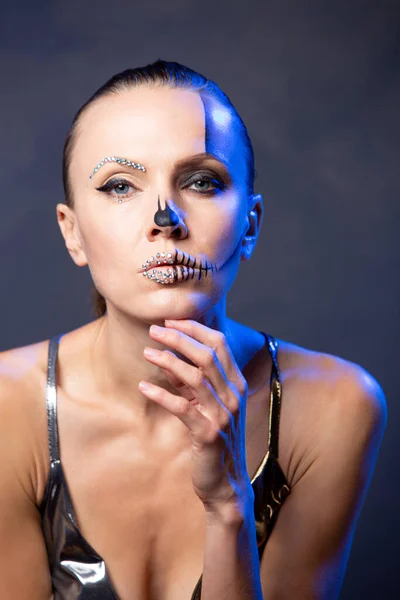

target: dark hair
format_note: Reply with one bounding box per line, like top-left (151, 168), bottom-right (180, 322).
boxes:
top-left (62, 59), bottom-right (256, 318)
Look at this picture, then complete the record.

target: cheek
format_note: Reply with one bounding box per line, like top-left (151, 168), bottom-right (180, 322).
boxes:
top-left (77, 205), bottom-right (135, 274)
top-left (192, 198), bottom-right (245, 254)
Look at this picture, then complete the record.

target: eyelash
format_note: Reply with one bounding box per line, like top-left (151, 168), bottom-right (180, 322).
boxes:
top-left (95, 174), bottom-right (227, 202)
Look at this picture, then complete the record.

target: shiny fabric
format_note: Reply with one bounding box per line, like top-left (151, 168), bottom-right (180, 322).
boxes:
top-left (40, 334), bottom-right (118, 599)
top-left (190, 332), bottom-right (291, 600)
top-left (40, 331), bottom-right (291, 600)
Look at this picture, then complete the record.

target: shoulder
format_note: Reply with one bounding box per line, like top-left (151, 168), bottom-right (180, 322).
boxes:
top-left (273, 336), bottom-right (387, 484)
top-left (0, 339), bottom-right (49, 416)
top-left (258, 337), bottom-right (388, 597)
top-left (0, 338), bottom-right (49, 404)
top-left (277, 336), bottom-right (387, 422)
top-left (0, 339), bottom-right (51, 505)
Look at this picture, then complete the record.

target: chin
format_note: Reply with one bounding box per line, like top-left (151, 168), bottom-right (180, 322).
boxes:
top-left (123, 289), bottom-right (221, 323)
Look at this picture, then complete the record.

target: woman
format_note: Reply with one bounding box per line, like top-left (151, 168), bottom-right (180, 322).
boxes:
top-left (0, 59), bottom-right (387, 600)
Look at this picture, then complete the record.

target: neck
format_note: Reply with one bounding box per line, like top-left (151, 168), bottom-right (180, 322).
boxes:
top-left (89, 300), bottom-right (242, 425)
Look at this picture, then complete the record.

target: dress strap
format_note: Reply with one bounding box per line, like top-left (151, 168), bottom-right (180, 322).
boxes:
top-left (46, 334), bottom-right (62, 464)
top-left (259, 332), bottom-right (282, 459)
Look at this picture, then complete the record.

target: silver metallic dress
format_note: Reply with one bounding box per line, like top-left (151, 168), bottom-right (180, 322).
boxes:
top-left (39, 332), bottom-right (291, 599)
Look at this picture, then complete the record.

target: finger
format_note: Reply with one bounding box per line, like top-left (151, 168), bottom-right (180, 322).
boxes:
top-left (151, 350), bottom-right (195, 401)
top-left (143, 347), bottom-right (227, 420)
top-left (163, 320), bottom-right (247, 398)
top-left (160, 368), bottom-right (195, 401)
top-left (138, 380), bottom-right (211, 439)
top-left (149, 325), bottom-right (230, 401)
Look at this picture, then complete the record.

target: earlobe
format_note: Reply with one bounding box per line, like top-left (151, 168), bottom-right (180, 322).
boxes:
top-left (240, 213), bottom-right (256, 262)
top-left (68, 243), bottom-right (88, 268)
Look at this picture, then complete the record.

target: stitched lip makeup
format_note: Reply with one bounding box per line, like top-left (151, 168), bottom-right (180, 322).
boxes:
top-left (140, 249), bottom-right (218, 285)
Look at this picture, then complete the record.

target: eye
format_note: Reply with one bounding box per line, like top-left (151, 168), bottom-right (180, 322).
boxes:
top-left (186, 174), bottom-right (226, 195)
top-left (95, 178), bottom-right (136, 201)
top-left (95, 173), bottom-right (227, 202)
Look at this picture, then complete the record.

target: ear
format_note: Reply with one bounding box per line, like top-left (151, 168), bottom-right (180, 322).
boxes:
top-left (240, 193), bottom-right (264, 262)
top-left (56, 203), bottom-right (88, 267)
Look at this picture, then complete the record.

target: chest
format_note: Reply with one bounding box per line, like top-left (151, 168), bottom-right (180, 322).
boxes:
top-left (42, 363), bottom-right (277, 600)
top-left (56, 417), bottom-right (203, 596)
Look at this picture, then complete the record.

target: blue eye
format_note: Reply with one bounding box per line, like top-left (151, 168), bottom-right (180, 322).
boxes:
top-left (95, 173), bottom-right (226, 203)
top-left (186, 175), bottom-right (226, 195)
top-left (113, 182), bottom-right (131, 195)
top-left (95, 178), bottom-right (134, 201)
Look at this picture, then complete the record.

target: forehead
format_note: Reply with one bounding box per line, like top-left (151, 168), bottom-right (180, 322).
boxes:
top-left (74, 86), bottom-right (246, 183)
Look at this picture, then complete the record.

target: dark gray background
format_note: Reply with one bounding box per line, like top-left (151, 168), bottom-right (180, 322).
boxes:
top-left (0, 1), bottom-right (398, 597)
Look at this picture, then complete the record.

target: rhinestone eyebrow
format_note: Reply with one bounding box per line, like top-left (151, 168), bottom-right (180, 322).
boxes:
top-left (89, 156), bottom-right (147, 179)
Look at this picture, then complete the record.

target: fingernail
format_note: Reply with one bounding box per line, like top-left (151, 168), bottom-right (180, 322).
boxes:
top-left (144, 347), bottom-right (159, 357)
top-left (150, 324), bottom-right (164, 336)
top-left (139, 380), bottom-right (151, 390)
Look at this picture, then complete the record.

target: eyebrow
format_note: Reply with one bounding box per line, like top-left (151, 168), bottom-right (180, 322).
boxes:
top-left (89, 156), bottom-right (146, 179)
top-left (89, 152), bottom-right (229, 180)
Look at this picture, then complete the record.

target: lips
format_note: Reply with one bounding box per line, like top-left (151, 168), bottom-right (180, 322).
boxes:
top-left (140, 251), bottom-right (175, 273)
top-left (139, 249), bottom-right (218, 284)
top-left (140, 249), bottom-right (217, 272)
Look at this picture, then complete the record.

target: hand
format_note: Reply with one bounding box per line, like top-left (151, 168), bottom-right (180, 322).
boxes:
top-left (139, 319), bottom-right (253, 514)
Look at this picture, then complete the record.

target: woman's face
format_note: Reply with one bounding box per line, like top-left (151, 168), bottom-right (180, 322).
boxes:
top-left (59, 85), bottom-right (261, 323)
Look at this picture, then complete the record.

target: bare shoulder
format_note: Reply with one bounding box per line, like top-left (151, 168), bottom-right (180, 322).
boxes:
top-left (0, 341), bottom-right (55, 598)
top-left (0, 338), bottom-right (51, 505)
top-left (273, 336), bottom-right (388, 486)
top-left (276, 335), bottom-right (387, 407)
top-left (0, 338), bottom-right (49, 408)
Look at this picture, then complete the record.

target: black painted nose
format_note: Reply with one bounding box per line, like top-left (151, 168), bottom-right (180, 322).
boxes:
top-left (153, 196), bottom-right (180, 227)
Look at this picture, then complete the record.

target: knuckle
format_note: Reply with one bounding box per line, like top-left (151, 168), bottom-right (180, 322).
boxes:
top-left (205, 425), bottom-right (220, 444)
top-left (177, 397), bottom-right (191, 415)
top-left (219, 410), bottom-right (232, 431)
top-left (237, 376), bottom-right (248, 396)
top-left (202, 348), bottom-right (216, 367)
top-left (224, 383), bottom-right (241, 412)
top-left (212, 331), bottom-right (226, 350)
top-left (163, 350), bottom-right (174, 367)
top-left (169, 330), bottom-right (181, 345)
top-left (193, 369), bottom-right (205, 388)
top-left (229, 397), bottom-right (240, 416)
top-left (229, 391), bottom-right (241, 416)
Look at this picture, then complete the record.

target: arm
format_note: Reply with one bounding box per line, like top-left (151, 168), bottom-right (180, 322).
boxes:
top-left (256, 363), bottom-right (387, 600)
top-left (198, 363), bottom-right (387, 600)
top-left (141, 321), bottom-right (387, 599)
top-left (0, 370), bottom-right (53, 599)
top-left (201, 493), bottom-right (263, 600)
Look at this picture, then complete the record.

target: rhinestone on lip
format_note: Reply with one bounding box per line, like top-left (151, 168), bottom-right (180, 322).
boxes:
top-left (143, 268), bottom-right (174, 284)
top-left (142, 252), bottom-right (176, 285)
top-left (142, 252), bottom-right (174, 270)
top-left (89, 156), bottom-right (147, 179)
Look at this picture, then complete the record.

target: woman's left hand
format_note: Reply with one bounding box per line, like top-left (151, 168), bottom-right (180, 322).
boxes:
top-left (139, 319), bottom-right (253, 515)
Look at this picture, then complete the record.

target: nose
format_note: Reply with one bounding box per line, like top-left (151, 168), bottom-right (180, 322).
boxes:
top-left (147, 195), bottom-right (188, 241)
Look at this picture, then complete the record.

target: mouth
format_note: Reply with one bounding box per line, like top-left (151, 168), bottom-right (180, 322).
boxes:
top-left (139, 249), bottom-right (218, 285)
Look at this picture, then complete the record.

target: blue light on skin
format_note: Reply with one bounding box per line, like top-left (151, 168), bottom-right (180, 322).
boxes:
top-left (196, 90), bottom-right (261, 281)
top-left (54, 85), bottom-right (268, 432)
top-left (87, 93), bottom-right (262, 294)
top-left (88, 151), bottom-right (231, 181)
top-left (81, 86), bottom-right (263, 312)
